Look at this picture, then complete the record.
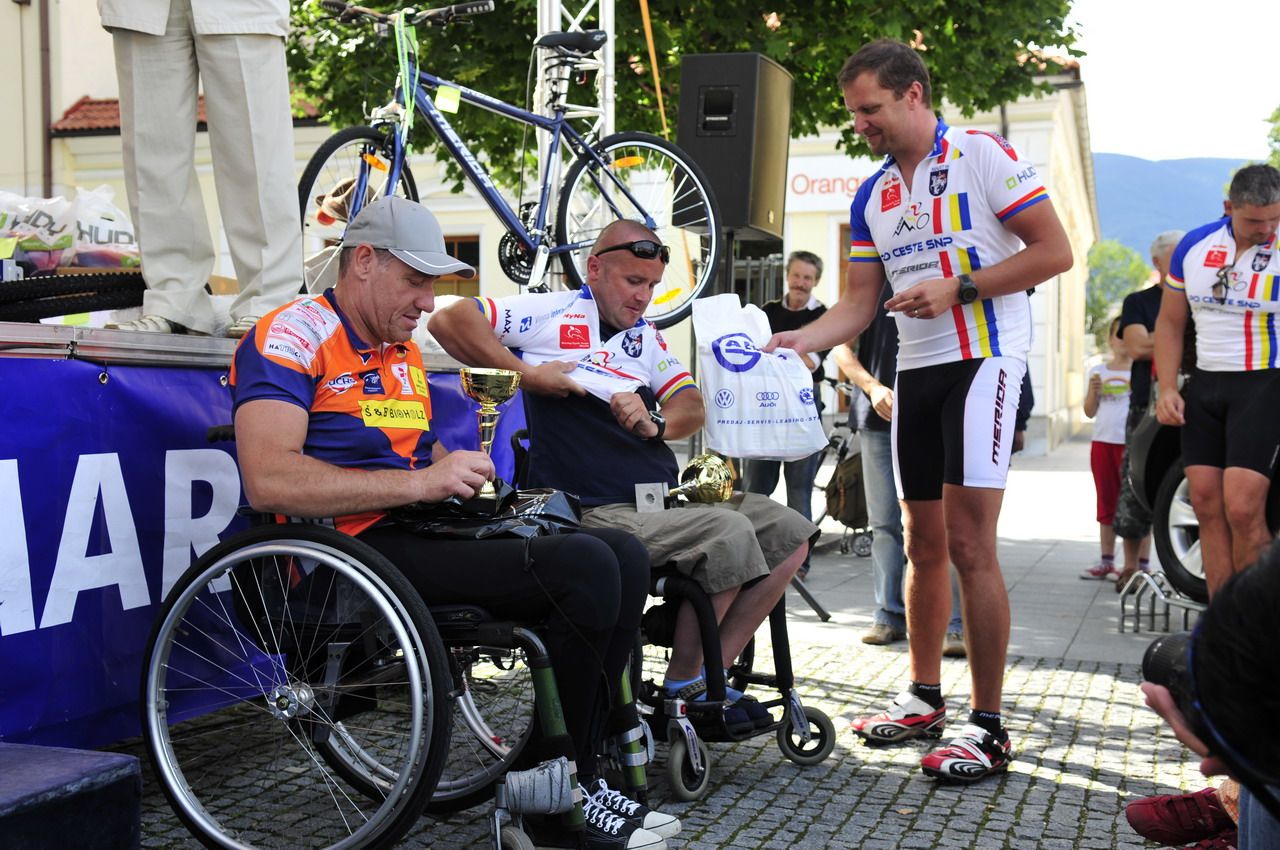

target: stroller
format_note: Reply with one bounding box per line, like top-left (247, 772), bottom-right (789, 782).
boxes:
top-left (815, 415), bottom-right (874, 558)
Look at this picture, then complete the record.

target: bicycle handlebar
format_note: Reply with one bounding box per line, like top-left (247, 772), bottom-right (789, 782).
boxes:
top-left (320, 0), bottom-right (495, 26)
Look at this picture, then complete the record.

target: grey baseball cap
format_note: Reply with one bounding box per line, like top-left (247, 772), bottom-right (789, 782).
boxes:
top-left (341, 196), bottom-right (476, 279)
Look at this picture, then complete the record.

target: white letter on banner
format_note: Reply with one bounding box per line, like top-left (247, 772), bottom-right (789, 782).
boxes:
top-left (0, 459), bottom-right (36, 635)
top-left (40, 453), bottom-right (149, 629)
top-left (161, 449), bottom-right (241, 600)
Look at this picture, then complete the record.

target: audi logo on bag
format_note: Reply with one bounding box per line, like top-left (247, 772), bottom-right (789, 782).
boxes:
top-left (756, 391), bottom-right (780, 407)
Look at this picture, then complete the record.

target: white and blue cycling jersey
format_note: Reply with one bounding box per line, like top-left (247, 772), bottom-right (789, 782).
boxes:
top-left (1166, 218), bottom-right (1280, 372)
top-left (848, 120), bottom-right (1049, 371)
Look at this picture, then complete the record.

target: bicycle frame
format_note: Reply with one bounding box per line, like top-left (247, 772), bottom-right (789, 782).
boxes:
top-left (358, 67), bottom-right (656, 265)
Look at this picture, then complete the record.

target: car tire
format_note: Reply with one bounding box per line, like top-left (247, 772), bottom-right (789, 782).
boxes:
top-left (1151, 461), bottom-right (1209, 603)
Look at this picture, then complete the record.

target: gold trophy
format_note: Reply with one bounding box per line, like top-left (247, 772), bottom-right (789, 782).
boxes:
top-left (459, 367), bottom-right (522, 502)
top-left (667, 453), bottom-right (737, 505)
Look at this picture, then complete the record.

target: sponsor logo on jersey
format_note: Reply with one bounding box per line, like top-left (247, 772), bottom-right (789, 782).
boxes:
top-left (715, 389), bottom-right (735, 409)
top-left (655, 329), bottom-right (668, 351)
top-left (1253, 252), bottom-right (1272, 272)
top-left (390, 363), bottom-right (414, 395)
top-left (325, 372), bottom-right (358, 394)
top-left (621, 328), bottom-right (643, 357)
top-left (563, 312), bottom-right (587, 319)
top-left (358, 399), bottom-right (430, 431)
top-left (501, 309), bottom-right (513, 336)
top-left (893, 202), bottom-right (932, 236)
top-left (409, 366), bottom-right (429, 396)
top-left (1204, 247), bottom-right (1229, 267)
top-left (520, 316), bottom-right (533, 332)
top-left (560, 324), bottom-right (591, 349)
top-left (991, 368), bottom-right (1007, 464)
top-left (967, 129), bottom-right (1017, 160)
top-left (264, 339), bottom-right (307, 365)
top-left (361, 370), bottom-right (385, 395)
top-left (881, 180), bottom-right (902, 211)
top-left (928, 166), bottom-right (949, 196)
top-left (712, 333), bottom-right (762, 373)
top-left (1003, 165), bottom-right (1038, 188)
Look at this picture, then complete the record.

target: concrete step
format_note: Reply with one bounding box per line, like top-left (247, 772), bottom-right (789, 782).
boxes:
top-left (0, 743), bottom-right (140, 849)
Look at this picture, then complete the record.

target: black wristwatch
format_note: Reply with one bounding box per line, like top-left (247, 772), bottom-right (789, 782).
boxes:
top-left (956, 273), bottom-right (979, 305)
top-left (647, 410), bottom-right (666, 441)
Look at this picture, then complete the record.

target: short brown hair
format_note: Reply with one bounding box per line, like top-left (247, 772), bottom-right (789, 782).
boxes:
top-left (837, 39), bottom-right (932, 108)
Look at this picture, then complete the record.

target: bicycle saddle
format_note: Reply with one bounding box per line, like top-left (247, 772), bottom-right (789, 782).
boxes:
top-left (534, 30), bottom-right (606, 56)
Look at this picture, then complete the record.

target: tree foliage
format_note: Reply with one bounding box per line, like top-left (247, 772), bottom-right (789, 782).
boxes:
top-left (288, 0), bottom-right (1079, 190)
top-left (1086, 240), bottom-right (1148, 347)
top-left (1269, 104), bottom-right (1280, 169)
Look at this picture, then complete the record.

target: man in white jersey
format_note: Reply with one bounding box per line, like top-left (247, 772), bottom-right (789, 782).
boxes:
top-left (1154, 164), bottom-right (1280, 595)
top-left (768, 39), bottom-right (1072, 783)
top-left (429, 219), bottom-right (817, 735)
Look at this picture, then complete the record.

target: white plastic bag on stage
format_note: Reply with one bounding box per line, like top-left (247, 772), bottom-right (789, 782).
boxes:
top-left (693, 293), bottom-right (827, 460)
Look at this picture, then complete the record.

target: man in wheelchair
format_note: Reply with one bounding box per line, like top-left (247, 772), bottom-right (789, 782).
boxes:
top-left (229, 197), bottom-right (678, 849)
top-left (430, 220), bottom-right (819, 733)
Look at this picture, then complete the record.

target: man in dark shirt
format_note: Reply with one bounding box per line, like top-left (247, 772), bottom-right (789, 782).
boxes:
top-left (1110, 230), bottom-right (1182, 585)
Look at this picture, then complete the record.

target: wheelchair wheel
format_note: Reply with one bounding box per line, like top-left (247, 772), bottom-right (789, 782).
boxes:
top-left (427, 644), bottom-right (536, 813)
top-left (141, 524), bottom-right (451, 850)
top-left (501, 825), bottom-right (537, 850)
top-left (777, 705), bottom-right (836, 767)
top-left (665, 729), bottom-right (712, 802)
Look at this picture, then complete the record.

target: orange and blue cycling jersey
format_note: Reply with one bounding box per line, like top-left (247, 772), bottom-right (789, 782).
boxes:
top-left (1166, 219), bottom-right (1280, 372)
top-left (849, 121), bottom-right (1048, 371)
top-left (230, 288), bottom-right (436, 535)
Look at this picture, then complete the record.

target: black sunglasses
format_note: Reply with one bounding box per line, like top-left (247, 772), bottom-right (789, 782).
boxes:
top-left (1212, 263), bottom-right (1233, 305)
top-left (593, 240), bottom-right (671, 264)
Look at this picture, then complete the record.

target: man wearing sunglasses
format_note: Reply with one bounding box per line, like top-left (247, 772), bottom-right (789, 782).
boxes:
top-left (1153, 163), bottom-right (1280, 596)
top-left (430, 220), bottom-right (818, 732)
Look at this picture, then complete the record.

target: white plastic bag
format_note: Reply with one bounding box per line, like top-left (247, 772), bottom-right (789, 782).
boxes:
top-left (693, 293), bottom-right (827, 460)
top-left (71, 185), bottom-right (139, 268)
top-left (0, 189), bottom-right (75, 271)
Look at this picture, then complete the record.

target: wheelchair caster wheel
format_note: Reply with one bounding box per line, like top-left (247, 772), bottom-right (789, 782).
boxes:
top-left (777, 705), bottom-right (836, 766)
top-left (666, 733), bottom-right (712, 801)
top-left (500, 824), bottom-right (536, 850)
top-left (852, 533), bottom-right (873, 558)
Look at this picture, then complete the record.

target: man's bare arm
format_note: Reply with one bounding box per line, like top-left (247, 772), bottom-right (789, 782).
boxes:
top-left (428, 300), bottom-right (585, 397)
top-left (235, 399), bottom-right (493, 516)
top-left (1123, 323), bottom-right (1155, 361)
top-left (832, 341), bottom-right (893, 421)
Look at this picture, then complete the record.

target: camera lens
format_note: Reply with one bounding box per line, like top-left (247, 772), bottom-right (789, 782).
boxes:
top-left (1142, 632), bottom-right (1195, 713)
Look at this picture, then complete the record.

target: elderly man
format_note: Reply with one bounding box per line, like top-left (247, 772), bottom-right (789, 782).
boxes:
top-left (230, 197), bottom-right (676, 850)
top-left (429, 220), bottom-right (818, 732)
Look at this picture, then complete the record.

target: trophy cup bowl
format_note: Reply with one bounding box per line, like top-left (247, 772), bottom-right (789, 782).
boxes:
top-left (459, 367), bottom-right (522, 502)
top-left (668, 453), bottom-right (736, 504)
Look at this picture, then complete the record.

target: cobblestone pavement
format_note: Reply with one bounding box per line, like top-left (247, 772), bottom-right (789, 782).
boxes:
top-left (125, 437), bottom-right (1207, 848)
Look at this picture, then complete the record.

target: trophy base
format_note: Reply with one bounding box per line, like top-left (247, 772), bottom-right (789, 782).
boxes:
top-left (458, 478), bottom-right (514, 515)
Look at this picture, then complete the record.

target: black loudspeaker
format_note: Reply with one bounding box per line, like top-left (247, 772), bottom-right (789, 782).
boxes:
top-left (677, 53), bottom-right (793, 242)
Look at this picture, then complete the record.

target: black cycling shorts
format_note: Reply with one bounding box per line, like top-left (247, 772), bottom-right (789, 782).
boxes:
top-left (892, 357), bottom-right (1026, 500)
top-left (1180, 368), bottom-right (1280, 475)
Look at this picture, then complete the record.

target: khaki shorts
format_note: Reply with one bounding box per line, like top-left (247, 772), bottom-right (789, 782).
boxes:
top-left (582, 493), bottom-right (818, 594)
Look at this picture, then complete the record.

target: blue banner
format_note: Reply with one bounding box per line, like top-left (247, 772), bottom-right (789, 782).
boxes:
top-left (0, 359), bottom-right (523, 748)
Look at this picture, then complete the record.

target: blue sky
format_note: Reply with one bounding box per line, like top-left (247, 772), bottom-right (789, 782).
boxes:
top-left (1071, 0), bottom-right (1274, 162)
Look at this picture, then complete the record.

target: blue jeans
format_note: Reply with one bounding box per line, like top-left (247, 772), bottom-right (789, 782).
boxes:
top-left (860, 429), bottom-right (962, 632)
top-left (744, 450), bottom-right (823, 523)
top-left (1240, 785), bottom-right (1280, 849)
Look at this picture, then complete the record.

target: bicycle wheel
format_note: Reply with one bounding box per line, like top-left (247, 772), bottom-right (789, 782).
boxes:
top-left (557, 132), bottom-right (722, 329)
top-left (299, 126), bottom-right (419, 260)
top-left (0, 271), bottom-right (145, 321)
top-left (141, 524), bottom-right (450, 850)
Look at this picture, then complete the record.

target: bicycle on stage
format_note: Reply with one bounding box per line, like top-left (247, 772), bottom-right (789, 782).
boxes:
top-left (300, 0), bottom-right (722, 328)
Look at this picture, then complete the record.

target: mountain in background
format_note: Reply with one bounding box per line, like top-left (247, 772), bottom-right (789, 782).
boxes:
top-left (1092, 153), bottom-right (1257, 258)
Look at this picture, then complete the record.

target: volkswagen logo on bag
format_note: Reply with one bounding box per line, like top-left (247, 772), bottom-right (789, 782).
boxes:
top-left (799, 387), bottom-right (816, 406)
top-left (756, 391), bottom-right (780, 408)
top-left (714, 389), bottom-right (735, 409)
top-left (712, 333), bottom-right (762, 372)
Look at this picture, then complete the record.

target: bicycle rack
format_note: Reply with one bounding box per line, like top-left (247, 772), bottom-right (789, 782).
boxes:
top-left (1117, 570), bottom-right (1205, 634)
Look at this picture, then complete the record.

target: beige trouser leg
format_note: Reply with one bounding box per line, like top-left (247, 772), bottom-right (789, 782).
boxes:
top-left (196, 27), bottom-right (303, 322)
top-left (113, 0), bottom-right (217, 333)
